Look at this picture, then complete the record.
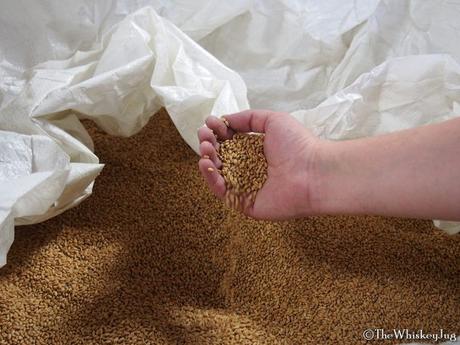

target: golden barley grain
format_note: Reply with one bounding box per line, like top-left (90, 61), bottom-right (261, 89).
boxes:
top-left (218, 133), bottom-right (268, 210)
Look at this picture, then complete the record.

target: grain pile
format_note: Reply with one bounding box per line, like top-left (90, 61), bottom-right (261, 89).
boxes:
top-left (218, 133), bottom-right (267, 209)
top-left (0, 109), bottom-right (459, 345)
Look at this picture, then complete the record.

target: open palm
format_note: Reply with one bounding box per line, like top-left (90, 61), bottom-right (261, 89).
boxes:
top-left (198, 110), bottom-right (321, 220)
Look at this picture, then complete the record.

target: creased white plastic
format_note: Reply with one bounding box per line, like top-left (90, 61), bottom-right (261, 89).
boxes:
top-left (1, 0), bottom-right (460, 266)
top-left (0, 5), bottom-right (248, 266)
top-left (0, 132), bottom-right (70, 266)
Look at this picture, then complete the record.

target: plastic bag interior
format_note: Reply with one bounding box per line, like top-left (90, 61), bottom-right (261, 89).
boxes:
top-left (1, 0), bottom-right (460, 267)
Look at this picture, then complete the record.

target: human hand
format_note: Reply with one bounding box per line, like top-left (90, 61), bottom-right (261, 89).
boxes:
top-left (198, 109), bottom-right (325, 220)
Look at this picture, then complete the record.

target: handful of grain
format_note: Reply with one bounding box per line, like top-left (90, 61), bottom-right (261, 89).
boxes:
top-left (218, 133), bottom-right (268, 208)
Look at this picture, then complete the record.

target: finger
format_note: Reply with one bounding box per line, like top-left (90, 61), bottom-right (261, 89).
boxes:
top-left (205, 116), bottom-right (235, 141)
top-left (223, 109), bottom-right (281, 133)
top-left (197, 126), bottom-right (218, 149)
top-left (198, 158), bottom-right (226, 198)
top-left (199, 141), bottom-right (222, 168)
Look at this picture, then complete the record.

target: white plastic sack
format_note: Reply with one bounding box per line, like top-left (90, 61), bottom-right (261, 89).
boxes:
top-left (1, 0), bottom-right (459, 266)
top-left (0, 4), bottom-right (248, 266)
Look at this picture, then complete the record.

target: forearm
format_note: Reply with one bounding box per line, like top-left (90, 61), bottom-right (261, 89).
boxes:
top-left (314, 118), bottom-right (460, 220)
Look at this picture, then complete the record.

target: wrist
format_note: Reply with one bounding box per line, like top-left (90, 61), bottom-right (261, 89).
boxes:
top-left (308, 139), bottom-right (367, 216)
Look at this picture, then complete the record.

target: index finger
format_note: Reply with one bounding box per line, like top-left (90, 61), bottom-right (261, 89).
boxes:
top-left (222, 109), bottom-right (280, 134)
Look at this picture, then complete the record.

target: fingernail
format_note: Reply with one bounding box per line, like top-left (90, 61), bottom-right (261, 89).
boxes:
top-left (222, 117), bottom-right (230, 127)
top-left (207, 167), bottom-right (215, 172)
top-left (203, 155), bottom-right (210, 159)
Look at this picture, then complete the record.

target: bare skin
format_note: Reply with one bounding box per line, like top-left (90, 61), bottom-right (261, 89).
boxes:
top-left (198, 109), bottom-right (460, 221)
